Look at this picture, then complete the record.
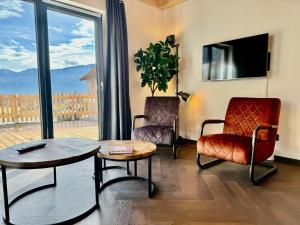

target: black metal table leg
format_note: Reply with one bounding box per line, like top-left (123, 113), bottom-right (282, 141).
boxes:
top-left (94, 156), bottom-right (100, 206)
top-left (53, 167), bottom-right (57, 187)
top-left (98, 157), bottom-right (156, 198)
top-left (126, 161), bottom-right (130, 175)
top-left (2, 166), bottom-right (9, 223)
top-left (1, 158), bottom-right (99, 225)
top-left (134, 160), bottom-right (137, 177)
top-left (148, 157), bottom-right (152, 198)
top-left (99, 158), bottom-right (103, 183)
top-left (100, 160), bottom-right (130, 175)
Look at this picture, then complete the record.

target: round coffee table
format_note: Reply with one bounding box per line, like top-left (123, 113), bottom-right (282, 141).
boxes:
top-left (97, 140), bottom-right (157, 198)
top-left (0, 138), bottom-right (101, 225)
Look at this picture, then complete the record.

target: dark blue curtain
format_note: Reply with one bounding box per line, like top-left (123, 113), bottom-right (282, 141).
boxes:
top-left (103, 0), bottom-right (132, 140)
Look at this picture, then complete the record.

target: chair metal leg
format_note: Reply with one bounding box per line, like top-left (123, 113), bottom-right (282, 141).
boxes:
top-left (249, 128), bottom-right (278, 185)
top-left (148, 156), bottom-right (152, 198)
top-left (172, 144), bottom-right (177, 159)
top-left (249, 161), bottom-right (277, 185)
top-left (196, 153), bottom-right (223, 169)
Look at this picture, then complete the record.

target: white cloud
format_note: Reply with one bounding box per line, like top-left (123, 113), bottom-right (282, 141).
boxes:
top-left (0, 0), bottom-right (24, 19)
top-left (8, 39), bottom-right (19, 45)
top-left (0, 17), bottom-right (96, 71)
top-left (0, 42), bottom-right (37, 72)
top-left (49, 26), bottom-right (63, 33)
top-left (49, 37), bottom-right (95, 69)
top-left (14, 31), bottom-right (32, 41)
top-left (0, 36), bottom-right (96, 71)
top-left (47, 19), bottom-right (96, 69)
top-left (71, 19), bottom-right (95, 38)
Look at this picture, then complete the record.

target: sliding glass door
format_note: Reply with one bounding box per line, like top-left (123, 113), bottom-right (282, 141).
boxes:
top-left (47, 6), bottom-right (100, 140)
top-left (0, 0), bottom-right (103, 150)
top-left (0, 0), bottom-right (41, 149)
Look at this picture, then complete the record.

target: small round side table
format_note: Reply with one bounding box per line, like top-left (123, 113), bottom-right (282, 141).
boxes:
top-left (97, 140), bottom-right (157, 198)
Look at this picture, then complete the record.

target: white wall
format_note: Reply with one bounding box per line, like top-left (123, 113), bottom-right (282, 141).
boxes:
top-left (162, 0), bottom-right (300, 159)
top-left (125, 1), bottom-right (166, 117)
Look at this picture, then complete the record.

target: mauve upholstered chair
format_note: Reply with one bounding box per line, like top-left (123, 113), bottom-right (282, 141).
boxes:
top-left (132, 96), bottom-right (180, 159)
top-left (197, 97), bottom-right (281, 184)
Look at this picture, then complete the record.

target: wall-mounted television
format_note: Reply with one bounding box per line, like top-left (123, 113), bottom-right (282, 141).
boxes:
top-left (202, 33), bottom-right (269, 81)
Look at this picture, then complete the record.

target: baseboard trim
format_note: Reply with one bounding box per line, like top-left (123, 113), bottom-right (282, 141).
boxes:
top-left (183, 138), bottom-right (300, 165)
top-left (274, 155), bottom-right (300, 165)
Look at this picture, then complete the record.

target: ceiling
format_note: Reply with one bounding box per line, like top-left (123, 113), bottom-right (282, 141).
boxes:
top-left (138, 0), bottom-right (187, 10)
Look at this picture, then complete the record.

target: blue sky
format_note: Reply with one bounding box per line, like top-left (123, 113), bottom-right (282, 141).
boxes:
top-left (0, 0), bottom-right (96, 72)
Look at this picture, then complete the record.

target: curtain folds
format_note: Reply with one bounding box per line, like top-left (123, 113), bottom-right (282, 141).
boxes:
top-left (103, 0), bottom-right (132, 140)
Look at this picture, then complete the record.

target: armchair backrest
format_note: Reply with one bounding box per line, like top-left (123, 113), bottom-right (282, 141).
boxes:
top-left (144, 96), bottom-right (180, 127)
top-left (223, 97), bottom-right (281, 140)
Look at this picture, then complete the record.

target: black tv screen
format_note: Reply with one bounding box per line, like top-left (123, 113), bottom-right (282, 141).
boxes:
top-left (202, 33), bottom-right (269, 81)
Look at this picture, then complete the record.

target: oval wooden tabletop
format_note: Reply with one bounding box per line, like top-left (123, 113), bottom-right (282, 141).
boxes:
top-left (0, 138), bottom-right (101, 169)
top-left (97, 140), bottom-right (157, 161)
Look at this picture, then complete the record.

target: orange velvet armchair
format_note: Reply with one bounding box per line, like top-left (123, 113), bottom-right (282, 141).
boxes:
top-left (197, 97), bottom-right (281, 184)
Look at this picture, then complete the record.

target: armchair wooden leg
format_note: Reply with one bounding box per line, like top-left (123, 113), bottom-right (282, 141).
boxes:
top-left (196, 153), bottom-right (223, 169)
top-left (249, 161), bottom-right (277, 185)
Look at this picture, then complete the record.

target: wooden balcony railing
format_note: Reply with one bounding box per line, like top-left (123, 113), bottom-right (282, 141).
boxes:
top-left (0, 93), bottom-right (97, 123)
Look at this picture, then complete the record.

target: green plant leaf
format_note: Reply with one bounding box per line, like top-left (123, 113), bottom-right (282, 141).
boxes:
top-left (141, 81), bottom-right (147, 87)
top-left (134, 39), bottom-right (179, 96)
top-left (136, 65), bottom-right (141, 72)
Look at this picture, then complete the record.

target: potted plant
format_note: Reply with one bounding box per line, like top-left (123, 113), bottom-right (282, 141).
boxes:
top-left (134, 40), bottom-right (179, 96)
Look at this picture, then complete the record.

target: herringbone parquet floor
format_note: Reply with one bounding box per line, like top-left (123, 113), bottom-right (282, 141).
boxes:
top-left (0, 142), bottom-right (299, 225)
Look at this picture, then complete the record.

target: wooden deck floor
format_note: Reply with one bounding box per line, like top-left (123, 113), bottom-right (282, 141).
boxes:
top-left (0, 121), bottom-right (99, 150)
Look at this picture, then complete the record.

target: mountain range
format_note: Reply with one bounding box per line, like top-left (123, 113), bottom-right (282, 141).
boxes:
top-left (0, 64), bottom-right (95, 94)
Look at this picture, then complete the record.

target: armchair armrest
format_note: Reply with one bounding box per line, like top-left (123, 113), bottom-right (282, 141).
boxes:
top-left (200, 119), bottom-right (225, 137)
top-left (251, 124), bottom-right (278, 163)
top-left (132, 115), bottom-right (146, 130)
top-left (252, 124), bottom-right (278, 145)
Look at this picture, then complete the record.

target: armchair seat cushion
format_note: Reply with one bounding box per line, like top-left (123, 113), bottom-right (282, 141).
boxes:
top-left (132, 125), bottom-right (173, 145)
top-left (197, 134), bottom-right (275, 165)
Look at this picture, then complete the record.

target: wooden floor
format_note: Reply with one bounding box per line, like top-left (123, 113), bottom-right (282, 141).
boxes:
top-left (0, 121), bottom-right (99, 150)
top-left (0, 142), bottom-right (299, 225)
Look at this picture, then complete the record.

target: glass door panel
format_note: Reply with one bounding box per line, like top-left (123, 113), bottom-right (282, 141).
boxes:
top-left (47, 9), bottom-right (99, 140)
top-left (0, 0), bottom-right (41, 149)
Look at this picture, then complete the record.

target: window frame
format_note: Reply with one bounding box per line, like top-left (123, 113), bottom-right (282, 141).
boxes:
top-left (21, 0), bottom-right (104, 140)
